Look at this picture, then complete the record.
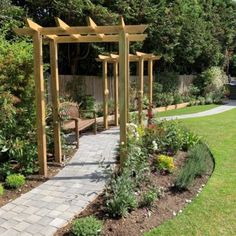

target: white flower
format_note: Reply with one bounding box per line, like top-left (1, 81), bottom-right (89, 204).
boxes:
top-left (152, 140), bottom-right (158, 151)
top-left (173, 211), bottom-right (176, 216)
top-left (121, 142), bottom-right (125, 145)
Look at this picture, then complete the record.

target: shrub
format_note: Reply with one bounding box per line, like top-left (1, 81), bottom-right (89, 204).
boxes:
top-left (183, 95), bottom-right (191, 103)
top-left (181, 129), bottom-right (200, 151)
top-left (194, 67), bottom-right (227, 96)
top-left (173, 93), bottom-right (183, 105)
top-left (205, 93), bottom-right (214, 104)
top-left (106, 170), bottom-right (137, 217)
top-left (189, 85), bottom-right (200, 97)
top-left (72, 216), bottom-right (103, 236)
top-left (198, 96), bottom-right (205, 105)
top-left (143, 121), bottom-right (200, 154)
top-left (162, 93), bottom-right (174, 106)
top-left (6, 174), bottom-right (25, 189)
top-left (212, 90), bottom-right (224, 104)
top-left (106, 142), bottom-right (148, 217)
top-left (155, 155), bottom-right (175, 173)
top-left (140, 188), bottom-right (158, 207)
top-left (125, 144), bottom-right (149, 186)
top-left (175, 143), bottom-right (212, 190)
top-left (0, 184), bottom-right (4, 196)
top-left (153, 82), bottom-right (163, 106)
top-left (95, 103), bottom-right (103, 117)
top-left (0, 162), bottom-right (14, 181)
top-left (0, 37), bottom-right (38, 175)
top-left (143, 121), bottom-right (184, 154)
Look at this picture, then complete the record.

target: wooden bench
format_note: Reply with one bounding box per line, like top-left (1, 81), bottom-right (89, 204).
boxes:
top-left (60, 102), bottom-right (97, 148)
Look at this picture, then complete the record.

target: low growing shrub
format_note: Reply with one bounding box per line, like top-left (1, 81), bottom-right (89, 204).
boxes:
top-left (140, 188), bottom-right (158, 207)
top-left (143, 121), bottom-right (201, 154)
top-left (155, 155), bottom-right (175, 173)
top-left (72, 216), bottom-right (103, 236)
top-left (6, 174), bottom-right (25, 189)
top-left (181, 129), bottom-right (201, 151)
top-left (106, 170), bottom-right (138, 217)
top-left (175, 143), bottom-right (212, 190)
top-left (143, 121), bottom-right (183, 154)
top-left (0, 184), bottom-right (4, 196)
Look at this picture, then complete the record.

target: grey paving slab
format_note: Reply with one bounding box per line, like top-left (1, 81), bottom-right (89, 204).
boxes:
top-left (0, 127), bottom-right (119, 235)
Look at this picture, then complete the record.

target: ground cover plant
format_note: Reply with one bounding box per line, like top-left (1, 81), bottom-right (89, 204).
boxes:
top-left (146, 109), bottom-right (236, 235)
top-left (72, 216), bottom-right (103, 236)
top-left (5, 173), bottom-right (25, 189)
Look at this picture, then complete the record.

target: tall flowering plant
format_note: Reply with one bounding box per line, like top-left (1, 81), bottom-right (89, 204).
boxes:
top-left (126, 123), bottom-right (145, 145)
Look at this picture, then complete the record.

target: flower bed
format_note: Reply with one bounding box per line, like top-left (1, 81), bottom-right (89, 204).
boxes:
top-left (56, 121), bottom-right (214, 236)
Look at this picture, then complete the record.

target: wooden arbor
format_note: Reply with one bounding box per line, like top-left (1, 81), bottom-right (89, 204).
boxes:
top-left (96, 52), bottom-right (161, 128)
top-left (14, 17), bottom-right (147, 176)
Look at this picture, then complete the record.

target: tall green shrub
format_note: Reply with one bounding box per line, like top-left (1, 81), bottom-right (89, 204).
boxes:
top-left (0, 36), bottom-right (38, 174)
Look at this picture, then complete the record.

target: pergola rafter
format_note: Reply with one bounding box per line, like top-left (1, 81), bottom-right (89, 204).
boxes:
top-left (96, 52), bottom-right (161, 128)
top-left (14, 17), bottom-right (147, 176)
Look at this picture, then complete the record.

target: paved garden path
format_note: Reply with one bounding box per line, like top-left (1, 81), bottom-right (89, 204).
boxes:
top-left (0, 101), bottom-right (236, 236)
top-left (0, 128), bottom-right (119, 236)
top-left (161, 100), bottom-right (236, 120)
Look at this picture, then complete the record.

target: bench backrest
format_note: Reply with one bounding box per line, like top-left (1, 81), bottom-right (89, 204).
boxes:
top-left (60, 102), bottom-right (80, 118)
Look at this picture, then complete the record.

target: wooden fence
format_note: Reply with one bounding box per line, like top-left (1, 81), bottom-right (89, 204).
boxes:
top-left (47, 74), bottom-right (195, 103)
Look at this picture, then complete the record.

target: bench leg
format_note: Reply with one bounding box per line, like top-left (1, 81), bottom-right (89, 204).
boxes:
top-left (75, 120), bottom-right (79, 148)
top-left (94, 120), bottom-right (97, 135)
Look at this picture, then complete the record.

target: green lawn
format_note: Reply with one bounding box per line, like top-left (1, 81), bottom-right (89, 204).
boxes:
top-left (156, 104), bottom-right (218, 117)
top-left (146, 108), bottom-right (236, 236)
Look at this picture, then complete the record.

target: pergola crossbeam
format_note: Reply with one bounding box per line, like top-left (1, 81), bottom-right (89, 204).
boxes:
top-left (25, 18), bottom-right (42, 31)
top-left (55, 17), bottom-right (80, 39)
top-left (87, 17), bottom-right (104, 39)
top-left (14, 25), bottom-right (147, 36)
top-left (54, 34), bottom-right (147, 43)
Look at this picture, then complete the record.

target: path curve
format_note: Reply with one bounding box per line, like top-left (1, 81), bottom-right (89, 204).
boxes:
top-left (0, 128), bottom-right (119, 236)
top-left (160, 100), bottom-right (236, 120)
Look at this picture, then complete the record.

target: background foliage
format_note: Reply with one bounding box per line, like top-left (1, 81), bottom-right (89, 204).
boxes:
top-left (5, 0), bottom-right (236, 75)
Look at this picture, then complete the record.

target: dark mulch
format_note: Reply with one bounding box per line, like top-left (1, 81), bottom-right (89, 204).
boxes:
top-left (56, 151), bottom-right (214, 236)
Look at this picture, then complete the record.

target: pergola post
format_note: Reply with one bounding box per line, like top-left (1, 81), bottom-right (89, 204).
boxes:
top-left (138, 57), bottom-right (144, 125)
top-left (148, 59), bottom-right (153, 105)
top-left (33, 32), bottom-right (47, 176)
top-left (103, 60), bottom-right (109, 129)
top-left (49, 40), bottom-right (62, 163)
top-left (126, 57), bottom-right (130, 123)
top-left (119, 30), bottom-right (129, 157)
top-left (114, 61), bottom-right (119, 126)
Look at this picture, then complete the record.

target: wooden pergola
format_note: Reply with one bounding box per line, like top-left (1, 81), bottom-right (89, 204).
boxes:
top-left (96, 52), bottom-right (161, 128)
top-left (14, 17), bottom-right (147, 176)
